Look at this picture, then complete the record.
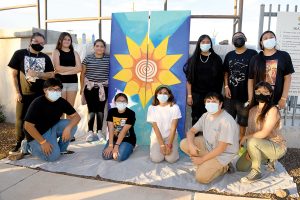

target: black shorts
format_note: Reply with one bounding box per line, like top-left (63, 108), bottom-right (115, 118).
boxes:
top-left (223, 98), bottom-right (249, 127)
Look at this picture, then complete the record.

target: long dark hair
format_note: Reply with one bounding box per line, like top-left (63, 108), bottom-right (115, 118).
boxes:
top-left (259, 30), bottom-right (276, 50)
top-left (152, 85), bottom-right (175, 106)
top-left (183, 34), bottom-right (217, 84)
top-left (251, 81), bottom-right (277, 125)
top-left (55, 32), bottom-right (74, 52)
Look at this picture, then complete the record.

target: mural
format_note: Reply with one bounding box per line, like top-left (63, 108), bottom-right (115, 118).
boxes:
top-left (109, 11), bottom-right (191, 145)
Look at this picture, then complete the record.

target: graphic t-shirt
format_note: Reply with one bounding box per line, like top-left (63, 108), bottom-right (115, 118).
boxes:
top-left (24, 96), bottom-right (76, 142)
top-left (147, 104), bottom-right (182, 138)
top-left (8, 49), bottom-right (54, 95)
top-left (192, 110), bottom-right (239, 165)
top-left (106, 108), bottom-right (136, 146)
top-left (223, 49), bottom-right (257, 102)
top-left (249, 50), bottom-right (294, 104)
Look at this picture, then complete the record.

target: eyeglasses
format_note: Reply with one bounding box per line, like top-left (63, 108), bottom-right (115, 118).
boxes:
top-left (254, 90), bottom-right (270, 95)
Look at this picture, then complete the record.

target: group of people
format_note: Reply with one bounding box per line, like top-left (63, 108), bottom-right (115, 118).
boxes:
top-left (7, 29), bottom-right (294, 184)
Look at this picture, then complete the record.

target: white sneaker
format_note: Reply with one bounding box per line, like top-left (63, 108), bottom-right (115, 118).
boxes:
top-left (86, 131), bottom-right (94, 142)
top-left (97, 130), bottom-right (105, 143)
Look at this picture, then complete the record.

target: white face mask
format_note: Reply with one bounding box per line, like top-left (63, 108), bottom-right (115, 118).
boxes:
top-left (115, 102), bottom-right (127, 111)
top-left (263, 38), bottom-right (276, 49)
top-left (205, 102), bottom-right (219, 114)
top-left (200, 44), bottom-right (211, 52)
top-left (47, 91), bottom-right (61, 102)
top-left (157, 94), bottom-right (169, 103)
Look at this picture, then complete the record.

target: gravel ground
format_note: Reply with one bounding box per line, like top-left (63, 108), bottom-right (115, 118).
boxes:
top-left (0, 122), bottom-right (299, 199)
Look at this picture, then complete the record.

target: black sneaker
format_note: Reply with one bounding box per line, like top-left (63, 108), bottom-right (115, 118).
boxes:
top-left (227, 162), bottom-right (235, 174)
top-left (61, 150), bottom-right (75, 155)
top-left (241, 169), bottom-right (262, 183)
top-left (70, 137), bottom-right (76, 142)
top-left (9, 142), bottom-right (21, 155)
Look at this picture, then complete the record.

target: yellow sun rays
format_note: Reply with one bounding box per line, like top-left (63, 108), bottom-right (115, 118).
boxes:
top-left (114, 35), bottom-right (182, 107)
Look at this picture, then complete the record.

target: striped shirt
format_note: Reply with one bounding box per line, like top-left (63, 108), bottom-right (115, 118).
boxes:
top-left (82, 54), bottom-right (110, 83)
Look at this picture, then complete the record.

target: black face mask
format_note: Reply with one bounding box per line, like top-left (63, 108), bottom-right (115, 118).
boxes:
top-left (233, 37), bottom-right (246, 48)
top-left (255, 94), bottom-right (271, 103)
top-left (31, 43), bottom-right (44, 52)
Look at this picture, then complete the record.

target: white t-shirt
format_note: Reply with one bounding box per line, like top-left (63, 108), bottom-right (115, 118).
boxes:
top-left (193, 110), bottom-right (239, 165)
top-left (147, 104), bottom-right (182, 138)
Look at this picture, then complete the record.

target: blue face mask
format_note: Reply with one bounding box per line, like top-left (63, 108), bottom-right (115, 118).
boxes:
top-left (205, 102), bottom-right (219, 114)
top-left (47, 91), bottom-right (61, 102)
top-left (157, 94), bottom-right (169, 103)
top-left (200, 43), bottom-right (211, 52)
top-left (115, 102), bottom-right (127, 111)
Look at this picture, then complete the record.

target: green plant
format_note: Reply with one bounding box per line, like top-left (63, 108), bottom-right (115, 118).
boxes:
top-left (0, 105), bottom-right (6, 123)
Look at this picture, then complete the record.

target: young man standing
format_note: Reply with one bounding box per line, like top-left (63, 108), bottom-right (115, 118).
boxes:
top-left (8, 32), bottom-right (55, 153)
top-left (180, 92), bottom-right (239, 184)
top-left (223, 32), bottom-right (257, 140)
top-left (23, 78), bottom-right (81, 161)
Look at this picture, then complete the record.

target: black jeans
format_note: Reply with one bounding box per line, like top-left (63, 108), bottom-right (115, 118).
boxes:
top-left (84, 86), bottom-right (108, 132)
top-left (15, 94), bottom-right (40, 143)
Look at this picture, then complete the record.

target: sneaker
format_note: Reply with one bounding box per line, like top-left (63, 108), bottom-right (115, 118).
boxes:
top-left (8, 152), bottom-right (24, 161)
top-left (70, 137), bottom-right (76, 142)
top-left (9, 142), bottom-right (21, 155)
top-left (61, 150), bottom-right (75, 155)
top-left (86, 131), bottom-right (94, 142)
top-left (20, 140), bottom-right (29, 155)
top-left (241, 169), bottom-right (262, 183)
top-left (97, 130), bottom-right (105, 143)
top-left (266, 160), bottom-right (276, 172)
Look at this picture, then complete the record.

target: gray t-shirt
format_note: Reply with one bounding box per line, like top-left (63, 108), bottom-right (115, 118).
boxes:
top-left (193, 110), bottom-right (239, 165)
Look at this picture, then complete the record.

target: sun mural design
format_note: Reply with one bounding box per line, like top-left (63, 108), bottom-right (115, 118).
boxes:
top-left (113, 35), bottom-right (182, 108)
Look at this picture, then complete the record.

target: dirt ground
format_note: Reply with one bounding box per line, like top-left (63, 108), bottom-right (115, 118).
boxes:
top-left (0, 122), bottom-right (299, 199)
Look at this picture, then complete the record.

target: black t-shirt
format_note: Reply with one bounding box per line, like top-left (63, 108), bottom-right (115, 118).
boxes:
top-left (24, 95), bottom-right (76, 142)
top-left (223, 49), bottom-right (257, 102)
top-left (55, 49), bottom-right (78, 83)
top-left (106, 107), bottom-right (136, 146)
top-left (191, 54), bottom-right (223, 94)
top-left (249, 50), bottom-right (294, 104)
top-left (8, 49), bottom-right (54, 95)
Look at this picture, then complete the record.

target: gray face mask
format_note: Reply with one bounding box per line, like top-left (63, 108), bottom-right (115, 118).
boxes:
top-left (47, 91), bottom-right (61, 102)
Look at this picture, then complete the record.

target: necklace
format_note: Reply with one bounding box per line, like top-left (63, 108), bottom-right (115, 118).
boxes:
top-left (200, 52), bottom-right (211, 63)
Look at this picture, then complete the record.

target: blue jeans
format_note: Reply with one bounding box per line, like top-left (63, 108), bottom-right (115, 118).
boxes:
top-left (102, 140), bottom-right (134, 162)
top-left (28, 119), bottom-right (77, 162)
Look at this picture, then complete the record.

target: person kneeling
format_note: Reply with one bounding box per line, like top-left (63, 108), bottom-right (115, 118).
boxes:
top-left (236, 82), bottom-right (287, 183)
top-left (180, 92), bottom-right (239, 184)
top-left (24, 78), bottom-right (80, 162)
top-left (147, 86), bottom-right (182, 163)
top-left (102, 93), bottom-right (136, 162)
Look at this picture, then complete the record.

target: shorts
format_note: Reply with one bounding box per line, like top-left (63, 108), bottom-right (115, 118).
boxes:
top-left (62, 83), bottom-right (78, 92)
top-left (223, 98), bottom-right (249, 127)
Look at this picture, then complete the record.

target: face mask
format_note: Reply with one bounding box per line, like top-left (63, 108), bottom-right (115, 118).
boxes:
top-left (255, 94), bottom-right (271, 103)
top-left (233, 37), bottom-right (246, 48)
top-left (157, 94), bottom-right (169, 103)
top-left (47, 91), bottom-right (61, 102)
top-left (31, 43), bottom-right (44, 52)
top-left (116, 102), bottom-right (127, 111)
top-left (200, 44), bottom-right (211, 52)
top-left (262, 38), bottom-right (276, 50)
top-left (205, 102), bottom-right (219, 114)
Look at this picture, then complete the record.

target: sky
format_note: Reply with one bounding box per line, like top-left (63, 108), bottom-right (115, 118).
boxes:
top-left (0, 0), bottom-right (299, 46)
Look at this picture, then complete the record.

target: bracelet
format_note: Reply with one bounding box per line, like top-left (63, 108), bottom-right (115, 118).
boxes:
top-left (224, 85), bottom-right (229, 88)
top-left (187, 95), bottom-right (192, 98)
top-left (39, 139), bottom-right (46, 145)
top-left (281, 97), bottom-right (287, 101)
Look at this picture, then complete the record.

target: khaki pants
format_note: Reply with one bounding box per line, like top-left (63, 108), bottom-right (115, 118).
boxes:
top-left (236, 137), bottom-right (286, 172)
top-left (150, 133), bottom-right (179, 163)
top-left (180, 136), bottom-right (228, 184)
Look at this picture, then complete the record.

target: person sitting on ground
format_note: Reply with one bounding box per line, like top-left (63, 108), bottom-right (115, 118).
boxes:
top-left (180, 92), bottom-right (239, 184)
top-left (23, 78), bottom-right (80, 162)
top-left (236, 81), bottom-right (287, 183)
top-left (102, 93), bottom-right (136, 162)
top-left (147, 85), bottom-right (182, 163)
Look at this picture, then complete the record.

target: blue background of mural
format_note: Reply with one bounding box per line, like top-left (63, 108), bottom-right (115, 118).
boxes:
top-left (109, 11), bottom-right (191, 145)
